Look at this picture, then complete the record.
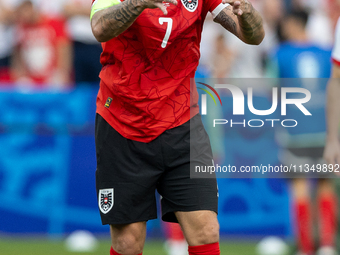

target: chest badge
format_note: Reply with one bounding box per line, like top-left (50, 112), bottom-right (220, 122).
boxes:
top-left (181, 0), bottom-right (198, 12)
top-left (105, 97), bottom-right (113, 108)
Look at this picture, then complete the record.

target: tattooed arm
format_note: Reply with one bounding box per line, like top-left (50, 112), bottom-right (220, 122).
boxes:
top-left (91, 0), bottom-right (177, 42)
top-left (214, 0), bottom-right (264, 45)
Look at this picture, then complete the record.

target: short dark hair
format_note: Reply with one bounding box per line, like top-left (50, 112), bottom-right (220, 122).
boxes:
top-left (286, 10), bottom-right (309, 28)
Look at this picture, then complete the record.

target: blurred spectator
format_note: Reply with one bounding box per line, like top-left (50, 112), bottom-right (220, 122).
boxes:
top-left (261, 0), bottom-right (284, 41)
top-left (272, 10), bottom-right (336, 255)
top-left (11, 1), bottom-right (72, 89)
top-left (35, 0), bottom-right (66, 19)
top-left (211, 34), bottom-right (234, 78)
top-left (0, 0), bottom-right (17, 82)
top-left (25, 0), bottom-right (102, 85)
top-left (291, 0), bottom-right (333, 48)
top-left (208, 0), bottom-right (282, 80)
top-left (62, 0), bottom-right (102, 84)
top-left (260, 0), bottom-right (285, 77)
top-left (200, 0), bottom-right (284, 79)
top-left (199, 15), bottom-right (223, 75)
top-left (217, 31), bottom-right (267, 79)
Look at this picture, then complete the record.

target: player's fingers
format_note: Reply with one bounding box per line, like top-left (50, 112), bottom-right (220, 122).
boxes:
top-left (163, 0), bottom-right (178, 5)
top-left (223, 0), bottom-right (235, 5)
top-left (156, 2), bottom-right (168, 15)
top-left (231, 3), bottom-right (243, 15)
top-left (235, 8), bottom-right (243, 15)
top-left (225, 0), bottom-right (241, 6)
top-left (233, 1), bottom-right (241, 7)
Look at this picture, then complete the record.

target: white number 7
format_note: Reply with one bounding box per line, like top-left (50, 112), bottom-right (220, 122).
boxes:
top-left (159, 17), bottom-right (173, 48)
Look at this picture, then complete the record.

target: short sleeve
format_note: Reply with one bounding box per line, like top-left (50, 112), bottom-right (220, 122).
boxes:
top-left (332, 17), bottom-right (340, 66)
top-left (203, 0), bottom-right (229, 19)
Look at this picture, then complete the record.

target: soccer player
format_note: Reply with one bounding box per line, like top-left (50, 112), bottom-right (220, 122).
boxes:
top-left (12, 1), bottom-right (72, 88)
top-left (90, 0), bottom-right (264, 254)
top-left (273, 10), bottom-right (336, 255)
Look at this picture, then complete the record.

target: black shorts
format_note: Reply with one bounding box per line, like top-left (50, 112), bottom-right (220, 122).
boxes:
top-left (95, 113), bottom-right (218, 225)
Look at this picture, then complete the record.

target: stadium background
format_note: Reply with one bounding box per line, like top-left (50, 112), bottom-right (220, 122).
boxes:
top-left (0, 86), bottom-right (291, 254)
top-left (0, 0), bottom-right (339, 254)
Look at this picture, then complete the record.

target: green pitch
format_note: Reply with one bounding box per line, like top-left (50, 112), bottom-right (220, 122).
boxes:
top-left (0, 238), bottom-right (258, 255)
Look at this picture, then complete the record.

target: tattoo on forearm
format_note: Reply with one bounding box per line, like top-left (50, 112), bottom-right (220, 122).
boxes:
top-left (238, 5), bottom-right (263, 43)
top-left (215, 7), bottom-right (237, 36)
top-left (98, 0), bottom-right (144, 39)
top-left (215, 4), bottom-right (264, 44)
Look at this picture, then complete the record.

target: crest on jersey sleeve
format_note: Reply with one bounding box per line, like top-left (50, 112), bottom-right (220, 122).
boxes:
top-left (181, 0), bottom-right (198, 12)
top-left (98, 188), bottom-right (114, 214)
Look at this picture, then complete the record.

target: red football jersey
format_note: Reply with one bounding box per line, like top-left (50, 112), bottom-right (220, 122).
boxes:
top-left (93, 0), bottom-right (226, 142)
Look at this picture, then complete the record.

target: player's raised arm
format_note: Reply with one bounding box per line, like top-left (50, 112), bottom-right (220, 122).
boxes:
top-left (91, 0), bottom-right (177, 42)
top-left (213, 0), bottom-right (264, 45)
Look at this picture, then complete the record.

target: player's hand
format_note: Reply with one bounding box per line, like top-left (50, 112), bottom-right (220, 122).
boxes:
top-left (222, 0), bottom-right (252, 16)
top-left (141, 0), bottom-right (178, 15)
top-left (323, 139), bottom-right (340, 167)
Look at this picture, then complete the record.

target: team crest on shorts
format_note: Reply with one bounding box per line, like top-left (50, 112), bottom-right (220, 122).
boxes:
top-left (99, 188), bottom-right (114, 214)
top-left (181, 0), bottom-right (198, 12)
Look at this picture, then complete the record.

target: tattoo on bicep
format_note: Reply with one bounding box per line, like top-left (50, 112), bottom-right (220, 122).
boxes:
top-left (215, 10), bottom-right (237, 35)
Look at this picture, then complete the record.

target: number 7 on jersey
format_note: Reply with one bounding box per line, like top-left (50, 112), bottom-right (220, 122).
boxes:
top-left (159, 17), bottom-right (173, 48)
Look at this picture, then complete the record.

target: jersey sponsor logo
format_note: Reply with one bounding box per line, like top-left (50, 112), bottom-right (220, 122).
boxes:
top-left (105, 97), bottom-right (113, 108)
top-left (181, 0), bottom-right (198, 12)
top-left (99, 188), bottom-right (114, 214)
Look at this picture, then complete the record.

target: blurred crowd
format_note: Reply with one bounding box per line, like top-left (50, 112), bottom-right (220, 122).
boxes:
top-left (0, 0), bottom-right (339, 89)
top-left (200, 0), bottom-right (340, 79)
top-left (200, 1), bottom-right (340, 254)
top-left (0, 0), bottom-right (102, 89)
